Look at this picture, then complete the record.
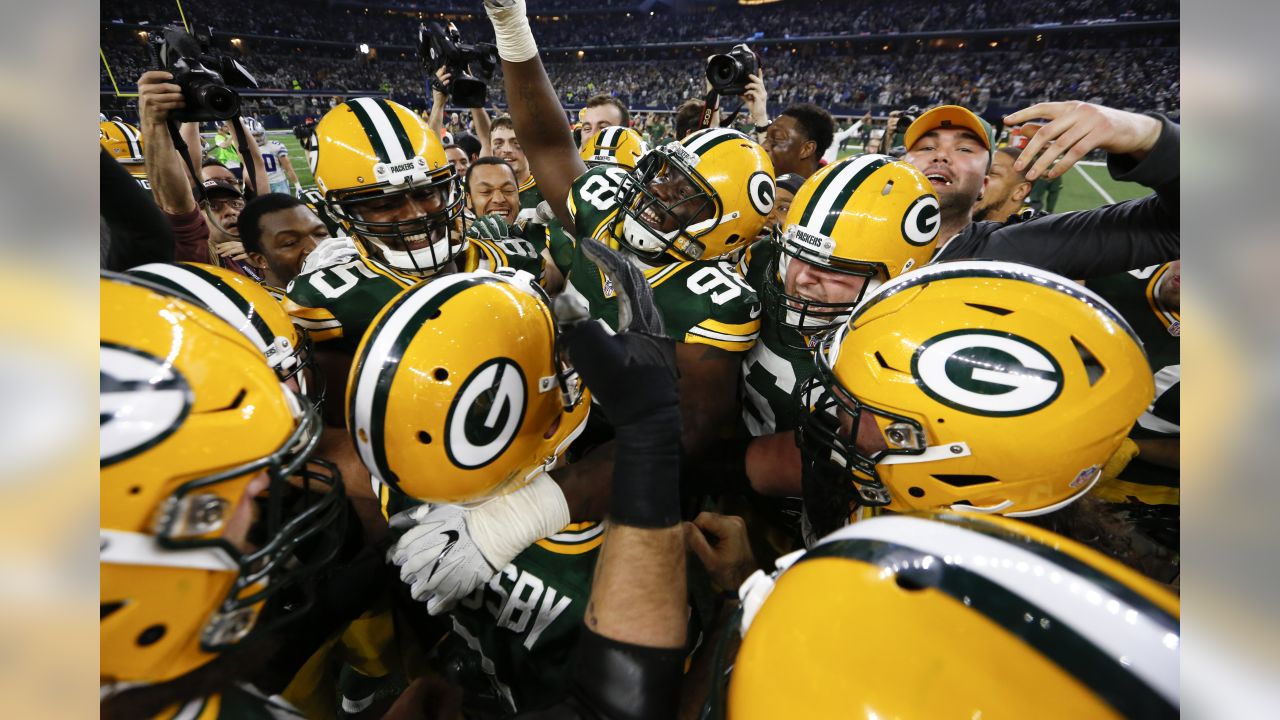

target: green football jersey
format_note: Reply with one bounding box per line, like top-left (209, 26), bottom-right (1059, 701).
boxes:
top-left (1086, 263), bottom-right (1180, 504)
top-left (563, 165), bottom-right (761, 352)
top-left (514, 176), bottom-right (547, 252)
top-left (736, 240), bottom-right (818, 436)
top-left (284, 238), bottom-right (545, 355)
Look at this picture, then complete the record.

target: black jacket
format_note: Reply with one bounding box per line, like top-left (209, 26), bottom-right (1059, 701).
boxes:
top-left (935, 114), bottom-right (1179, 278)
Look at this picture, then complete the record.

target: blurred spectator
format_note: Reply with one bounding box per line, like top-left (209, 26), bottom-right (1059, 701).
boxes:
top-left (973, 146), bottom-right (1034, 222)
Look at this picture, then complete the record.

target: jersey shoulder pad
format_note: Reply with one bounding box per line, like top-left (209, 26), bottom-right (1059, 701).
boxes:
top-left (656, 260), bottom-right (761, 353)
top-left (568, 164), bottom-right (629, 242)
top-left (285, 258), bottom-right (409, 344)
top-left (738, 238), bottom-right (777, 292)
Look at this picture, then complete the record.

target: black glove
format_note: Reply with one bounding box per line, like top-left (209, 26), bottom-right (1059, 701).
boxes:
top-left (553, 239), bottom-right (682, 528)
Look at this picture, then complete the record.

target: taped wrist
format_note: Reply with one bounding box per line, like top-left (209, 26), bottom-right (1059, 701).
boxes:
top-left (484, 0), bottom-right (539, 63)
top-left (467, 472), bottom-right (569, 566)
top-left (569, 628), bottom-right (685, 720)
top-left (609, 405), bottom-right (682, 529)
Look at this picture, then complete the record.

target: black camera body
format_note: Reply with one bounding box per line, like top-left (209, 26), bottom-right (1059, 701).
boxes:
top-left (706, 43), bottom-right (759, 96)
top-left (153, 26), bottom-right (257, 123)
top-left (420, 22), bottom-right (499, 109)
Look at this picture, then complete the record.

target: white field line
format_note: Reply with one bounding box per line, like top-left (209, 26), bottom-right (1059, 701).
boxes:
top-left (1073, 163), bottom-right (1116, 204)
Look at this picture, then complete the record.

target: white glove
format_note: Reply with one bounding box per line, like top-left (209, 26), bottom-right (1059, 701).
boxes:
top-left (387, 472), bottom-right (570, 615)
top-left (294, 182), bottom-right (304, 197)
top-left (388, 504), bottom-right (496, 615)
top-left (300, 235), bottom-right (360, 274)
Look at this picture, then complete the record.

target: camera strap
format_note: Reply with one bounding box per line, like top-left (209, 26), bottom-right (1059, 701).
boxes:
top-left (697, 90), bottom-right (720, 131)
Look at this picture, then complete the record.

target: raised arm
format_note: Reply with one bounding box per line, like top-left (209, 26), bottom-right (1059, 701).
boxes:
top-left (471, 105), bottom-right (492, 156)
top-left (484, 0), bottom-right (585, 228)
top-left (137, 71), bottom-right (197, 215)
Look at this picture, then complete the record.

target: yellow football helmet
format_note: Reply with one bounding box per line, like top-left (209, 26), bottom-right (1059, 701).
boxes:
top-left (617, 128), bottom-right (774, 262)
top-left (310, 97), bottom-right (464, 277)
top-left (123, 262), bottom-right (321, 403)
top-left (763, 154), bottom-right (940, 346)
top-left (579, 125), bottom-right (649, 170)
top-left (347, 270), bottom-right (589, 504)
top-left (100, 274), bottom-right (344, 686)
top-left (726, 511), bottom-right (1179, 718)
top-left (795, 260), bottom-right (1154, 537)
top-left (100, 119), bottom-right (144, 164)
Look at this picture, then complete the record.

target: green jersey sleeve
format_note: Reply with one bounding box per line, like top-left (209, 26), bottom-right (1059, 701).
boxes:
top-left (284, 257), bottom-right (411, 355)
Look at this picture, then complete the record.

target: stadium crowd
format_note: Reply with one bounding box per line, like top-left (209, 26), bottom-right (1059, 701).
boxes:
top-left (100, 0), bottom-right (1180, 718)
top-left (103, 0), bottom-right (1177, 47)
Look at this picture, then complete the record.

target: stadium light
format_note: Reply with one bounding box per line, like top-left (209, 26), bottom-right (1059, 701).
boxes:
top-left (577, 50), bottom-right (585, 58)
top-left (231, 38), bottom-right (242, 47)
top-left (359, 43), bottom-right (370, 54)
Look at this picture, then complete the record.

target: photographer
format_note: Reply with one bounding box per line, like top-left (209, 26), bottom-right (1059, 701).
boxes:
top-left (137, 71), bottom-right (256, 275)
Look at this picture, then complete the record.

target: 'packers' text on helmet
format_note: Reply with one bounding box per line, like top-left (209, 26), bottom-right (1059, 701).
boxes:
top-left (763, 154), bottom-right (940, 348)
top-left (579, 125), bottom-right (649, 170)
top-left (724, 512), bottom-right (1179, 719)
top-left (795, 260), bottom-right (1154, 537)
top-left (122, 262), bottom-right (321, 404)
top-left (347, 270), bottom-right (589, 505)
top-left (100, 120), bottom-right (144, 164)
top-left (100, 274), bottom-right (345, 687)
top-left (616, 128), bottom-right (774, 262)
top-left (310, 97), bottom-right (464, 277)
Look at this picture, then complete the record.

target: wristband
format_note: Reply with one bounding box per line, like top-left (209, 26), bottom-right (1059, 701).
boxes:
top-left (484, 0), bottom-right (539, 63)
top-left (609, 405), bottom-right (682, 529)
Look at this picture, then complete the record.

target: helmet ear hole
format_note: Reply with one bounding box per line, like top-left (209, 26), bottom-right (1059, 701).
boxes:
top-left (908, 486), bottom-right (926, 498)
top-left (417, 431), bottom-right (432, 444)
top-left (433, 368), bottom-right (449, 381)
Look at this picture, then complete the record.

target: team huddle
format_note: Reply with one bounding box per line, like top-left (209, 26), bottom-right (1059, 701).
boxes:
top-left (100, 1), bottom-right (1180, 718)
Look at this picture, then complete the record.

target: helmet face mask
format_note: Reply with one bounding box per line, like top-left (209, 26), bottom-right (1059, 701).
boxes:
top-left (762, 154), bottom-right (941, 349)
top-left (763, 241), bottom-right (887, 350)
top-left (311, 97), bottom-right (465, 277)
top-left (330, 174), bottom-right (465, 277)
top-left (617, 148), bottom-right (722, 262)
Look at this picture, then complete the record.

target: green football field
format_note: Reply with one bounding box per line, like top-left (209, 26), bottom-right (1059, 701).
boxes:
top-left (275, 132), bottom-right (1147, 213)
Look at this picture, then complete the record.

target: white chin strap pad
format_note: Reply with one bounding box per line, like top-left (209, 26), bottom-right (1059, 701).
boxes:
top-left (370, 235), bottom-right (456, 274)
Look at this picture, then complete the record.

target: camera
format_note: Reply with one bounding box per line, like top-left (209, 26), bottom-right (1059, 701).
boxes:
top-left (420, 21), bottom-right (499, 108)
top-left (152, 26), bottom-right (257, 123)
top-left (706, 43), bottom-right (759, 96)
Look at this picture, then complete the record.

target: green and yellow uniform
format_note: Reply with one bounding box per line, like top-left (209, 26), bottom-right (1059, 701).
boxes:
top-left (151, 684), bottom-right (304, 719)
top-left (562, 165), bottom-right (761, 351)
top-left (284, 237), bottom-right (544, 355)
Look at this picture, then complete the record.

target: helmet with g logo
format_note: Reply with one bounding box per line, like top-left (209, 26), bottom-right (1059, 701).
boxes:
top-left (346, 270), bottom-right (589, 504)
top-left (795, 261), bottom-right (1153, 536)
top-left (311, 98), bottom-right (463, 277)
top-left (763, 154), bottom-right (940, 348)
top-left (616, 128), bottom-right (774, 262)
top-left (100, 120), bottom-right (144, 164)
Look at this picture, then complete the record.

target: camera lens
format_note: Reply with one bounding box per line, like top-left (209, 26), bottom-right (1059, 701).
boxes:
top-left (200, 85), bottom-right (241, 119)
top-left (708, 56), bottom-right (739, 85)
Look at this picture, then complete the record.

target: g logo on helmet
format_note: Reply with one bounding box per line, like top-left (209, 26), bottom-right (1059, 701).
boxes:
top-left (100, 344), bottom-right (193, 465)
top-left (445, 358), bottom-right (528, 469)
top-left (911, 330), bottom-right (1063, 416)
top-left (747, 171), bottom-right (775, 216)
top-left (902, 194), bottom-right (941, 246)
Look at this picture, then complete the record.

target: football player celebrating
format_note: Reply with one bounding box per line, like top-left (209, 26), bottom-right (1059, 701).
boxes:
top-left (348, 270), bottom-right (596, 713)
top-left (284, 98), bottom-right (543, 421)
top-left (385, 0), bottom-right (776, 619)
top-left (99, 118), bottom-right (148, 192)
top-left (100, 274), bottom-right (345, 718)
top-left (729, 155), bottom-right (940, 555)
top-left (247, 117), bottom-right (303, 197)
top-left (794, 260), bottom-right (1155, 542)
